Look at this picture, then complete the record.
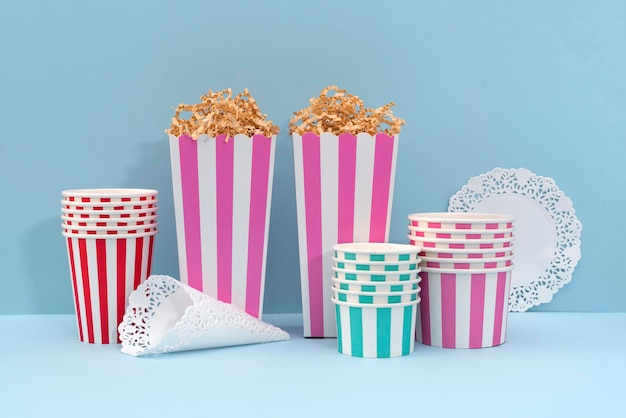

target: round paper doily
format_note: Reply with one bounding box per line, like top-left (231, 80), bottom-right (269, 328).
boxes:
top-left (448, 167), bottom-right (582, 312)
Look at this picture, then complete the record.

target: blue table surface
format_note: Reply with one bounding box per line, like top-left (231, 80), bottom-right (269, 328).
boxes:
top-left (0, 312), bottom-right (624, 418)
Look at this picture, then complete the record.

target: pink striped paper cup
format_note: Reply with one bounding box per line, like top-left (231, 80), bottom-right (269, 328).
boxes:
top-left (169, 133), bottom-right (275, 319)
top-left (62, 229), bottom-right (157, 344)
top-left (415, 243), bottom-right (515, 260)
top-left (408, 213), bottom-right (514, 230)
top-left (407, 235), bottom-right (513, 250)
top-left (61, 214), bottom-right (158, 227)
top-left (415, 265), bottom-right (513, 349)
top-left (62, 208), bottom-right (158, 219)
top-left (61, 199), bottom-right (158, 212)
top-left (62, 188), bottom-right (158, 203)
top-left (407, 226), bottom-right (514, 240)
top-left (293, 132), bottom-right (399, 337)
top-left (420, 255), bottom-right (514, 269)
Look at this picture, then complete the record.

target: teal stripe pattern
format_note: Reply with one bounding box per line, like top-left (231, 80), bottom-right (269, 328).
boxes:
top-left (402, 304), bottom-right (414, 356)
top-left (349, 307), bottom-right (363, 357)
top-left (335, 304), bottom-right (343, 353)
top-left (370, 254), bottom-right (385, 261)
top-left (376, 307), bottom-right (392, 358)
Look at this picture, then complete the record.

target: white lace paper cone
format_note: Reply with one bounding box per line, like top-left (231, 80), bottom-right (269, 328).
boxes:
top-left (118, 275), bottom-right (289, 356)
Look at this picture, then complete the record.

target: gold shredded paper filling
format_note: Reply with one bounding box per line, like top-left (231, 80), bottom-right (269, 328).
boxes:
top-left (166, 88), bottom-right (279, 139)
top-left (289, 86), bottom-right (405, 136)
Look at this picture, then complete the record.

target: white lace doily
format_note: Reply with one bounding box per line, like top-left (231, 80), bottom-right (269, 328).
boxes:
top-left (448, 168), bottom-right (582, 312)
top-left (118, 275), bottom-right (289, 356)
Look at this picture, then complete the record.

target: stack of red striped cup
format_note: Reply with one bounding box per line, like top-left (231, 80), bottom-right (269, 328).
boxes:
top-left (61, 188), bottom-right (159, 344)
top-left (406, 212), bottom-right (515, 349)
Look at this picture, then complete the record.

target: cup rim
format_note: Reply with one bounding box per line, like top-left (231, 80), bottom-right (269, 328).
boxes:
top-left (61, 207), bottom-right (158, 216)
top-left (408, 235), bottom-right (515, 253)
top-left (62, 222), bottom-right (159, 231)
top-left (61, 199), bottom-right (158, 208)
top-left (332, 256), bottom-right (421, 266)
top-left (420, 254), bottom-right (514, 263)
top-left (62, 229), bottom-right (158, 239)
top-left (332, 242), bottom-right (421, 256)
top-left (406, 235), bottom-right (513, 245)
top-left (420, 264), bottom-right (515, 274)
top-left (332, 265), bottom-right (421, 276)
top-left (407, 212), bottom-right (515, 223)
top-left (331, 276), bottom-right (422, 286)
top-left (333, 287), bottom-right (421, 297)
top-left (407, 225), bottom-right (516, 235)
top-left (62, 188), bottom-right (159, 198)
top-left (61, 214), bottom-right (158, 223)
top-left (331, 296), bottom-right (420, 308)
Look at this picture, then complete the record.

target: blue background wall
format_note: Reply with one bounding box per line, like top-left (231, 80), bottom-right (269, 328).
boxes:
top-left (1, 0), bottom-right (624, 314)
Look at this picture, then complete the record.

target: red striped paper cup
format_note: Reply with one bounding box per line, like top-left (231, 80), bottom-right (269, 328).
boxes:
top-left (408, 213), bottom-right (514, 230)
top-left (61, 199), bottom-right (158, 212)
top-left (293, 132), bottom-right (399, 337)
top-left (62, 229), bottom-right (157, 344)
top-left (62, 208), bottom-right (158, 219)
top-left (415, 265), bottom-right (513, 349)
top-left (169, 133), bottom-right (275, 319)
top-left (62, 223), bottom-right (158, 235)
top-left (61, 214), bottom-right (158, 227)
top-left (62, 188), bottom-right (158, 203)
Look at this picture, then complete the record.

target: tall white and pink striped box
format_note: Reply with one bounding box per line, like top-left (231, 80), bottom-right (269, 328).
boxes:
top-left (169, 133), bottom-right (276, 319)
top-left (415, 267), bottom-right (513, 348)
top-left (293, 132), bottom-right (399, 337)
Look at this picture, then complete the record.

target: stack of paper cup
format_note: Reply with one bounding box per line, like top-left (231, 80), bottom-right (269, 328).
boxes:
top-left (61, 188), bottom-right (159, 344)
top-left (331, 242), bottom-right (422, 358)
top-left (407, 213), bottom-right (515, 349)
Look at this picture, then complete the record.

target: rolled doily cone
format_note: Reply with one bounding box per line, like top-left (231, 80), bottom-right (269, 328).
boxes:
top-left (118, 275), bottom-right (289, 356)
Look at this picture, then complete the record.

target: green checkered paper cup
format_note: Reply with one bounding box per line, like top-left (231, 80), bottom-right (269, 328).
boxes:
top-left (332, 276), bottom-right (421, 292)
top-left (333, 288), bottom-right (421, 304)
top-left (332, 298), bottom-right (419, 358)
top-left (332, 266), bottom-right (420, 282)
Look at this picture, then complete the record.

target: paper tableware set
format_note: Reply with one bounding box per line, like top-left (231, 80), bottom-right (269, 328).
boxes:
top-left (58, 87), bottom-right (581, 358)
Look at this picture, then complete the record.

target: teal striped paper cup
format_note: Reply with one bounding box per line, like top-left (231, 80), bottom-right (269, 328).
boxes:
top-left (332, 266), bottom-right (420, 282)
top-left (332, 298), bottom-right (419, 358)
top-left (333, 257), bottom-right (420, 273)
top-left (331, 276), bottom-right (421, 292)
top-left (332, 242), bottom-right (421, 262)
top-left (333, 288), bottom-right (421, 304)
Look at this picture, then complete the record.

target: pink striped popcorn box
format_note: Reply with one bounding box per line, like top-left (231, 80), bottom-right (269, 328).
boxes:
top-left (62, 230), bottom-right (156, 344)
top-left (293, 132), bottom-right (399, 337)
top-left (416, 265), bottom-right (513, 348)
top-left (169, 133), bottom-right (275, 319)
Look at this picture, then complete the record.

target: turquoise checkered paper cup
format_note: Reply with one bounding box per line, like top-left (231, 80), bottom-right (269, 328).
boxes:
top-left (333, 257), bottom-right (420, 273)
top-left (332, 298), bottom-right (419, 358)
top-left (332, 242), bottom-right (421, 262)
top-left (332, 266), bottom-right (420, 282)
top-left (331, 276), bottom-right (421, 292)
top-left (333, 288), bottom-right (421, 304)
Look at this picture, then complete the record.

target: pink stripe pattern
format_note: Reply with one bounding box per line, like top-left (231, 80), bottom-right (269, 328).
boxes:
top-left (302, 133), bottom-right (324, 337)
top-left (245, 135), bottom-right (272, 317)
top-left (178, 134), bottom-right (203, 292)
top-left (337, 133), bottom-right (356, 244)
top-left (369, 133), bottom-right (395, 242)
top-left (416, 269), bottom-right (512, 348)
top-left (216, 134), bottom-right (235, 303)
